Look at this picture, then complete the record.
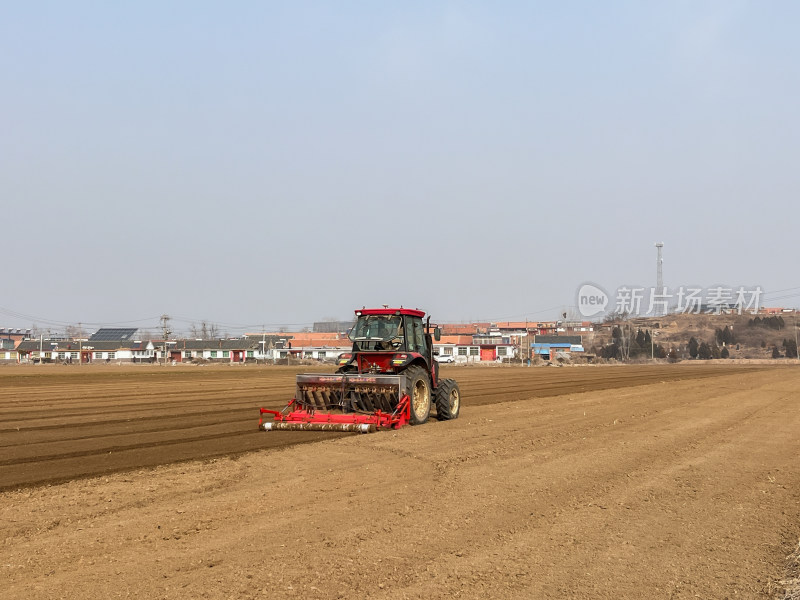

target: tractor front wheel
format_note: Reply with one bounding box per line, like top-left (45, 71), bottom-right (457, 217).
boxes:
top-left (405, 366), bottom-right (431, 425)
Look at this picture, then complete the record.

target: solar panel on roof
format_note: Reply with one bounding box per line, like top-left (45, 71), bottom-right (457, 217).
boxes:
top-left (88, 328), bottom-right (138, 342)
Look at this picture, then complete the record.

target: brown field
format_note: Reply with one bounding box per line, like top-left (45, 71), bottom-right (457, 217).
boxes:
top-left (2, 363), bottom-right (799, 598)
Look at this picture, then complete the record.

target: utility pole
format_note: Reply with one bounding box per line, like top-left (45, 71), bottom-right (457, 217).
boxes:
top-left (160, 314), bottom-right (171, 366)
top-left (525, 319), bottom-right (528, 366)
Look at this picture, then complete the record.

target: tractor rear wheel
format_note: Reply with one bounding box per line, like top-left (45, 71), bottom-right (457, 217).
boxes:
top-left (405, 366), bottom-right (431, 425)
top-left (435, 378), bottom-right (461, 420)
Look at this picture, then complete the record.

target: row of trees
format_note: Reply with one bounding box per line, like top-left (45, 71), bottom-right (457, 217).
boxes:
top-left (748, 315), bottom-right (786, 330)
top-left (595, 313), bottom-right (799, 362)
top-left (688, 337), bottom-right (729, 359)
top-left (714, 326), bottom-right (735, 346)
top-left (599, 327), bottom-right (667, 360)
top-left (687, 336), bottom-right (798, 359)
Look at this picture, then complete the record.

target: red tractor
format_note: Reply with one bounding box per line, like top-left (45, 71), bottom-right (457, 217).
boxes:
top-left (259, 307), bottom-right (460, 433)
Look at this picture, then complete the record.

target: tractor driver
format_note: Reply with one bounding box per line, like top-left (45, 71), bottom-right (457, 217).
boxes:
top-left (376, 318), bottom-right (403, 350)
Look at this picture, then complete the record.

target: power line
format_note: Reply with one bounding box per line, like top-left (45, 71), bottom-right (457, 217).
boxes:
top-left (2, 287), bottom-right (799, 336)
top-left (762, 285), bottom-right (800, 296)
top-left (0, 306), bottom-right (161, 327)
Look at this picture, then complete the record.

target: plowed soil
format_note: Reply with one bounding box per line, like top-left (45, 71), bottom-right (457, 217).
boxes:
top-left (2, 363), bottom-right (799, 599)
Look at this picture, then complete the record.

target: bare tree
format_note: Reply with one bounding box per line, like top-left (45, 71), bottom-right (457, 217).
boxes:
top-left (611, 322), bottom-right (635, 361)
top-left (621, 324), bottom-right (636, 360)
top-left (603, 309), bottom-right (629, 324)
top-left (65, 324), bottom-right (85, 339)
top-left (189, 321), bottom-right (221, 340)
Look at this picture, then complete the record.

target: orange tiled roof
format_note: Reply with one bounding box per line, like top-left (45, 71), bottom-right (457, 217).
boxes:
top-left (248, 331), bottom-right (348, 340)
top-left (440, 324), bottom-right (478, 335)
top-left (290, 332), bottom-right (346, 339)
top-left (437, 335), bottom-right (473, 345)
top-left (289, 337), bottom-right (351, 348)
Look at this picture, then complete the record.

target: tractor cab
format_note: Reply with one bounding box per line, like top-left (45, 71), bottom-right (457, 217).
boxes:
top-left (348, 310), bottom-right (430, 354)
top-left (349, 313), bottom-right (405, 352)
top-left (337, 308), bottom-right (438, 377)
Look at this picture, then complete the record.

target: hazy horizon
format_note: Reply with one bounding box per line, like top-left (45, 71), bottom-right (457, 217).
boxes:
top-left (4, 2), bottom-right (799, 335)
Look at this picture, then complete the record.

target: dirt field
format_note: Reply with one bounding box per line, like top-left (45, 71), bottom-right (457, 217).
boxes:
top-left (2, 363), bottom-right (799, 598)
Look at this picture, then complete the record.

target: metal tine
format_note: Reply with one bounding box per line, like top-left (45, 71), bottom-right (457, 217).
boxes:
top-left (300, 389), bottom-right (312, 409)
top-left (324, 388), bottom-right (336, 410)
top-left (374, 389), bottom-right (388, 411)
top-left (329, 389), bottom-right (341, 410)
top-left (309, 389), bottom-right (319, 410)
top-left (360, 390), bottom-right (374, 413)
top-left (382, 391), bottom-right (394, 412)
top-left (344, 390), bottom-right (356, 412)
top-left (385, 390), bottom-right (398, 415)
top-left (348, 390), bottom-right (360, 411)
top-left (371, 390), bottom-right (383, 412)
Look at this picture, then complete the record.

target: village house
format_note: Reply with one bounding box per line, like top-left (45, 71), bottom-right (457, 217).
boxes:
top-left (15, 339), bottom-right (157, 363)
top-left (0, 338), bottom-right (18, 363)
top-left (531, 335), bottom-right (585, 360)
top-left (155, 337), bottom-right (278, 363)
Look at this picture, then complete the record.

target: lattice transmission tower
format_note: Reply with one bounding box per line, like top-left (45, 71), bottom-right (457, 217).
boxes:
top-left (655, 242), bottom-right (664, 316)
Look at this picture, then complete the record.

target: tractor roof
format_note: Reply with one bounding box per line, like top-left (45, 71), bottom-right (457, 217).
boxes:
top-left (355, 308), bottom-right (426, 318)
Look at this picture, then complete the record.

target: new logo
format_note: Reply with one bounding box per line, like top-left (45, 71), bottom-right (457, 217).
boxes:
top-left (577, 283), bottom-right (609, 317)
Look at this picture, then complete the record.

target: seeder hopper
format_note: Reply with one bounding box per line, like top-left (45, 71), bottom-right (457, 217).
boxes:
top-left (259, 307), bottom-right (460, 433)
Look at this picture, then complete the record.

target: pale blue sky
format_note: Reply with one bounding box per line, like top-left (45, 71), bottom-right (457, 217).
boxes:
top-left (2, 1), bottom-right (799, 334)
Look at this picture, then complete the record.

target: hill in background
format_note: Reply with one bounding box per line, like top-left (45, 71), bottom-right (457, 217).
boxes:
top-left (587, 311), bottom-right (799, 360)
